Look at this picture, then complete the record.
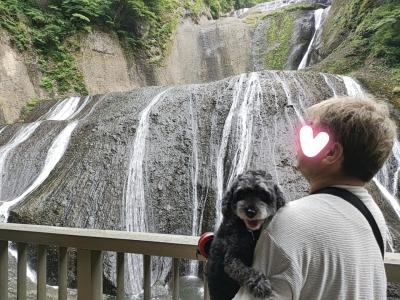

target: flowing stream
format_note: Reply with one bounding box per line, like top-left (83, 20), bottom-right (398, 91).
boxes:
top-left (124, 88), bottom-right (171, 294)
top-left (298, 7), bottom-right (330, 69)
top-left (0, 96), bottom-right (90, 284)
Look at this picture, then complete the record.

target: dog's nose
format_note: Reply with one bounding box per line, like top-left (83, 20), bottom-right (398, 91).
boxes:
top-left (245, 208), bottom-right (257, 218)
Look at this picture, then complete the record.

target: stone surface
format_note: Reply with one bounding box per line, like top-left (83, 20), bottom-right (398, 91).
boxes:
top-left (0, 30), bottom-right (37, 123)
top-left (76, 30), bottom-right (136, 95)
top-left (5, 70), bottom-right (384, 294)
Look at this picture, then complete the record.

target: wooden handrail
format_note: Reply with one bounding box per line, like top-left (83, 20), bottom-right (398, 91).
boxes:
top-left (0, 222), bottom-right (399, 300)
top-left (0, 223), bottom-right (206, 260)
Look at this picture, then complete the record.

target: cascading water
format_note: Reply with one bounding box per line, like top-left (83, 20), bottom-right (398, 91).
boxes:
top-left (321, 73), bottom-right (339, 98)
top-left (215, 73), bottom-right (263, 227)
top-left (0, 96), bottom-right (89, 219)
top-left (189, 95), bottom-right (201, 275)
top-left (298, 7), bottom-right (329, 70)
top-left (124, 88), bottom-right (171, 295)
top-left (0, 96), bottom-right (90, 284)
top-left (0, 122), bottom-right (78, 220)
top-left (232, 0), bottom-right (312, 18)
top-left (216, 74), bottom-right (246, 225)
top-left (338, 76), bottom-right (400, 222)
top-left (0, 123), bottom-right (42, 200)
top-left (1, 71), bottom-right (399, 298)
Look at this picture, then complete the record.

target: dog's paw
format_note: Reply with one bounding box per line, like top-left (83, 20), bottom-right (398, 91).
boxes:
top-left (246, 274), bottom-right (272, 298)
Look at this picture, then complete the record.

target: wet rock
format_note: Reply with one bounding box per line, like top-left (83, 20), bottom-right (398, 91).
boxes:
top-left (3, 71), bottom-right (397, 295)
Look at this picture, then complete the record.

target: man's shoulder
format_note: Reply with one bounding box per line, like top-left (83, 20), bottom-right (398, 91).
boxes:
top-left (265, 194), bottom-right (333, 238)
top-left (273, 194), bottom-right (320, 219)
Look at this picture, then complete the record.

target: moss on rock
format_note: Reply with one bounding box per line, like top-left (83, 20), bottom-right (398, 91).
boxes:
top-left (312, 0), bottom-right (400, 107)
top-left (264, 13), bottom-right (296, 70)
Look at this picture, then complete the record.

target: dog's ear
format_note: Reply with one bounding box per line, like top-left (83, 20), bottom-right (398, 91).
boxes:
top-left (274, 184), bottom-right (286, 209)
top-left (221, 181), bottom-right (237, 218)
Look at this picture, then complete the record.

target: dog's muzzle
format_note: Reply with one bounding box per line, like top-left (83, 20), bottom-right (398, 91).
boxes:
top-left (244, 218), bottom-right (265, 230)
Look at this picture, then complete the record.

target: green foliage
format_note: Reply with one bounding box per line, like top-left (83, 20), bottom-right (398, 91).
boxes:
top-left (0, 0), bottom-right (183, 94)
top-left (243, 3), bottom-right (317, 26)
top-left (183, 0), bottom-right (205, 17)
top-left (264, 13), bottom-right (295, 69)
top-left (355, 3), bottom-right (400, 65)
top-left (206, 0), bottom-right (221, 18)
top-left (205, 0), bottom-right (266, 17)
top-left (314, 0), bottom-right (400, 108)
top-left (324, 0), bottom-right (400, 69)
top-left (20, 96), bottom-right (43, 120)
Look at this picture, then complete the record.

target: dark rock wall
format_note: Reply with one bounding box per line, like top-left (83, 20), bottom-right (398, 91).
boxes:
top-left (4, 70), bottom-right (385, 292)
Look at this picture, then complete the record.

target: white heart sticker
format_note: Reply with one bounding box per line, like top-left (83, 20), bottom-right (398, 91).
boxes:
top-left (299, 125), bottom-right (330, 158)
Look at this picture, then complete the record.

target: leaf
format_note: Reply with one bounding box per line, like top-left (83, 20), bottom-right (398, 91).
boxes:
top-left (71, 13), bottom-right (90, 23)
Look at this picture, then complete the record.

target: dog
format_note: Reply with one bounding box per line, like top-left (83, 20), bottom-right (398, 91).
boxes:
top-left (207, 170), bottom-right (285, 300)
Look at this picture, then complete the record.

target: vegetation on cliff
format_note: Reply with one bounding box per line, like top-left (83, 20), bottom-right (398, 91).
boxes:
top-left (204, 0), bottom-right (266, 18)
top-left (312, 0), bottom-right (400, 107)
top-left (0, 0), bottom-right (268, 98)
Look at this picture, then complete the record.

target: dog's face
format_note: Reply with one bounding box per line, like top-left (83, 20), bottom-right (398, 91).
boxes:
top-left (222, 170), bottom-right (285, 231)
top-left (234, 188), bottom-right (275, 231)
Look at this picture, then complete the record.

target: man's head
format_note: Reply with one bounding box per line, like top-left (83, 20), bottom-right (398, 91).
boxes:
top-left (296, 96), bottom-right (397, 184)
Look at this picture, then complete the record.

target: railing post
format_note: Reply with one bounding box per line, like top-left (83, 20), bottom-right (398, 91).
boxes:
top-left (116, 252), bottom-right (124, 300)
top-left (17, 242), bottom-right (27, 300)
top-left (172, 258), bottom-right (179, 300)
top-left (0, 240), bottom-right (8, 300)
top-left (143, 255), bottom-right (151, 300)
top-left (204, 261), bottom-right (209, 300)
top-left (58, 247), bottom-right (68, 300)
top-left (37, 245), bottom-right (47, 300)
top-left (91, 250), bottom-right (103, 300)
top-left (77, 249), bottom-right (91, 300)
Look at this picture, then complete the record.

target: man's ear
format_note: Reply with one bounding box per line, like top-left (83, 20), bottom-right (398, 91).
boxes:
top-left (323, 143), bottom-right (343, 165)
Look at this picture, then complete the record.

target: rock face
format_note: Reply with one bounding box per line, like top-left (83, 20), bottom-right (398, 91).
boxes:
top-left (0, 2), bottom-right (324, 123)
top-left (76, 30), bottom-right (136, 95)
top-left (251, 9), bottom-right (315, 70)
top-left (0, 30), bottom-right (37, 123)
top-left (2, 70), bottom-right (398, 294)
top-left (155, 16), bottom-right (254, 84)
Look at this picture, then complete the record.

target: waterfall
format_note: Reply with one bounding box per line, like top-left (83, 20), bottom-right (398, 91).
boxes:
top-left (216, 74), bottom-right (246, 225)
top-left (337, 76), bottom-right (400, 224)
top-left (391, 140), bottom-right (400, 197)
top-left (0, 70), bottom-right (398, 296)
top-left (0, 96), bottom-right (89, 284)
top-left (0, 121), bottom-right (78, 221)
top-left (42, 96), bottom-right (81, 120)
top-left (298, 7), bottom-right (328, 70)
top-left (0, 126), bottom-right (7, 135)
top-left (0, 96), bottom-right (89, 203)
top-left (0, 122), bottom-right (42, 199)
top-left (124, 88), bottom-right (171, 295)
top-left (0, 121), bottom-right (78, 283)
top-left (321, 73), bottom-right (338, 98)
top-left (215, 73), bottom-right (263, 227)
top-left (189, 95), bottom-right (200, 275)
top-left (272, 72), bottom-right (304, 123)
top-left (225, 73), bottom-right (263, 203)
top-left (232, 0), bottom-right (312, 18)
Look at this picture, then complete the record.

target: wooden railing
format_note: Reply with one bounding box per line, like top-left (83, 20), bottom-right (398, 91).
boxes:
top-left (0, 223), bottom-right (399, 300)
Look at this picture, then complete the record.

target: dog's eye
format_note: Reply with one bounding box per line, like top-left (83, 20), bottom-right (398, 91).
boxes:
top-left (262, 191), bottom-right (272, 201)
top-left (235, 191), bottom-right (245, 201)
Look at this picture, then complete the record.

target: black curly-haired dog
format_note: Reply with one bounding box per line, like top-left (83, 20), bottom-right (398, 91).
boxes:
top-left (207, 170), bottom-right (285, 300)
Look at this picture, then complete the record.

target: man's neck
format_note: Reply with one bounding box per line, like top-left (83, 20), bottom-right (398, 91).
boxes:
top-left (309, 175), bottom-right (365, 194)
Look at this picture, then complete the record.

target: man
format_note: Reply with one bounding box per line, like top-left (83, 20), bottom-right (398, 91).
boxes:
top-left (233, 96), bottom-right (397, 299)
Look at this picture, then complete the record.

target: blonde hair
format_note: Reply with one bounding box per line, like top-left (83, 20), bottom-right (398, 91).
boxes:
top-left (306, 96), bottom-right (397, 181)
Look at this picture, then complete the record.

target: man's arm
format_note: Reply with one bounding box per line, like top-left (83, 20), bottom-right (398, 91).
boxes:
top-left (233, 214), bottom-right (302, 300)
